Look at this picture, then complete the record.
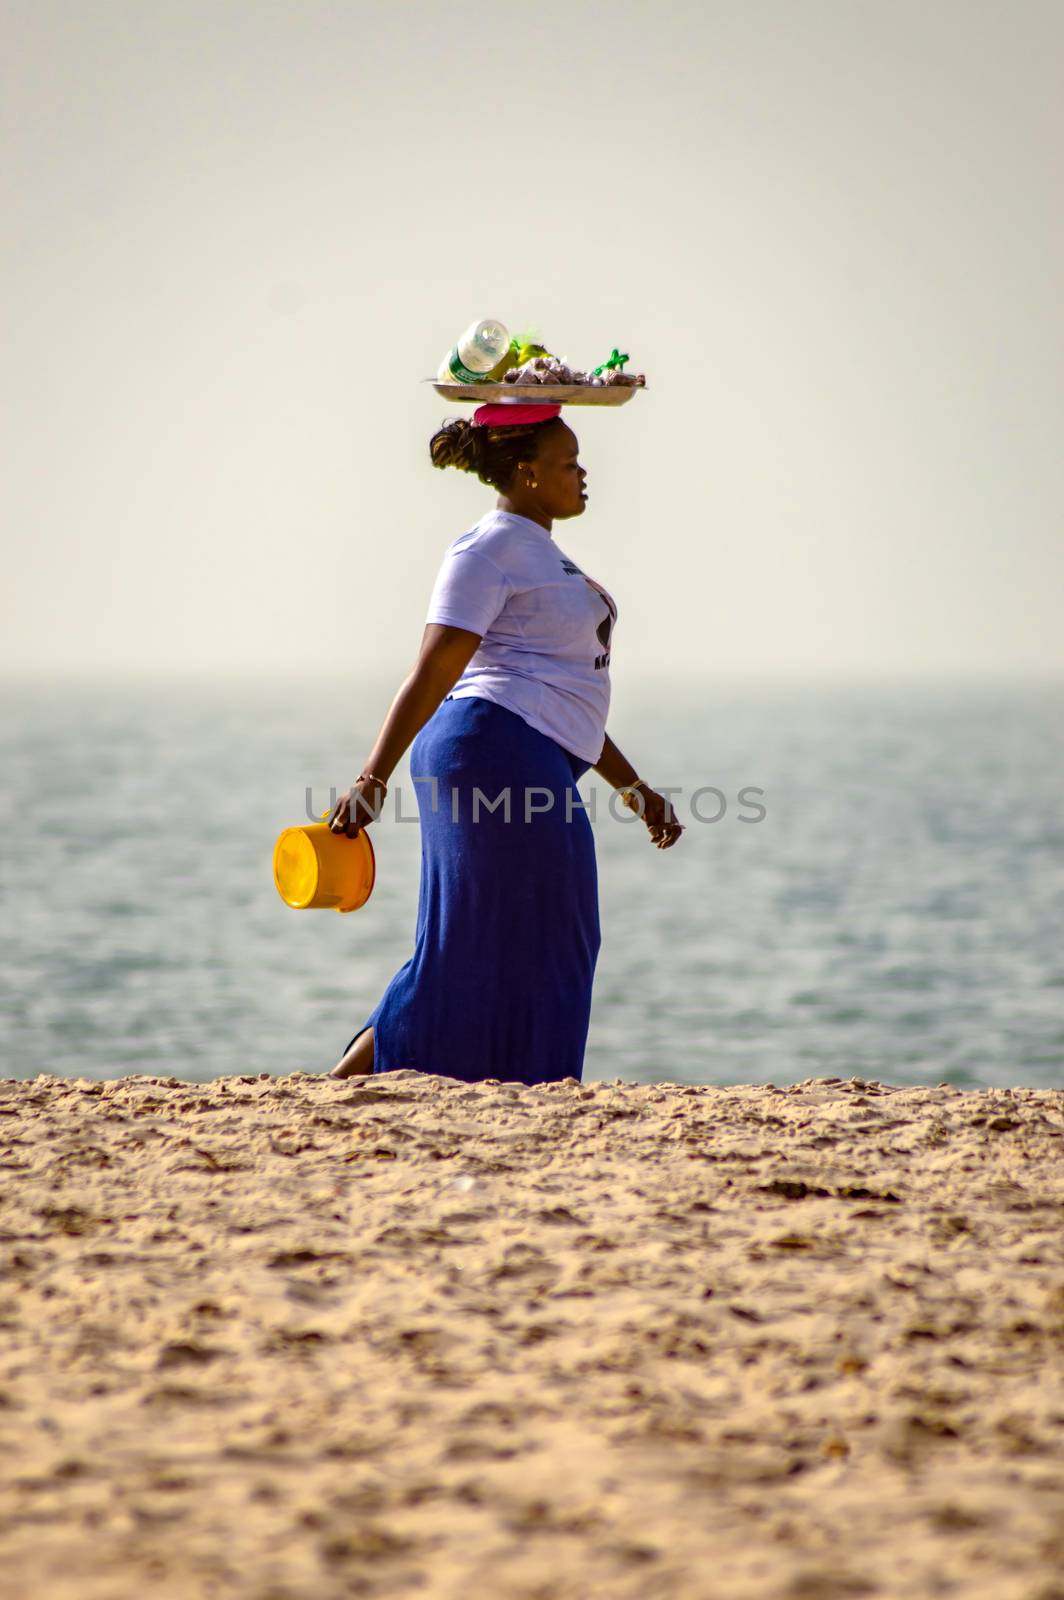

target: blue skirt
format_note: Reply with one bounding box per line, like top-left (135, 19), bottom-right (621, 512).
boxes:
top-left (341, 695), bottom-right (601, 1085)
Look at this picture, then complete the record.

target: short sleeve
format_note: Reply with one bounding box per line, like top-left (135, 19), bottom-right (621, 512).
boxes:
top-left (424, 549), bottom-right (514, 637)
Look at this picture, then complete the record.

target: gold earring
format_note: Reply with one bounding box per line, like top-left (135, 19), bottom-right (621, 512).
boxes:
top-left (527, 478), bottom-right (538, 489)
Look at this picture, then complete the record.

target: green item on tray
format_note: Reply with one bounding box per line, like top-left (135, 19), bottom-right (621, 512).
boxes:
top-left (486, 335), bottom-right (554, 383)
top-left (592, 348), bottom-right (629, 376)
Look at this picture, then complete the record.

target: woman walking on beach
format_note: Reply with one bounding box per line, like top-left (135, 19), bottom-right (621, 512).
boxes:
top-left (328, 401), bottom-right (682, 1086)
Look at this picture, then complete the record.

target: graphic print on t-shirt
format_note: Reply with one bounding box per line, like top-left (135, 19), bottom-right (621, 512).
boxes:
top-left (559, 558), bottom-right (617, 670)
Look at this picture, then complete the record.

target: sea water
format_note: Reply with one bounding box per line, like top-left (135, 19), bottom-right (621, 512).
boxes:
top-left (2, 675), bottom-right (1062, 1088)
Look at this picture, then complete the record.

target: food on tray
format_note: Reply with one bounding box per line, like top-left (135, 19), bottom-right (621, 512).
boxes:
top-left (505, 355), bottom-right (583, 385)
top-left (503, 351), bottom-right (645, 388)
top-left (483, 337), bottom-right (554, 383)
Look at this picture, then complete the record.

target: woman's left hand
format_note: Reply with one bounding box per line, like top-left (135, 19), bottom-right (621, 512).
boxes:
top-left (622, 784), bottom-right (685, 849)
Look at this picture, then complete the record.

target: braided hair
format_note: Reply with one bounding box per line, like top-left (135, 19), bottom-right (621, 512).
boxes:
top-left (429, 416), bottom-right (561, 491)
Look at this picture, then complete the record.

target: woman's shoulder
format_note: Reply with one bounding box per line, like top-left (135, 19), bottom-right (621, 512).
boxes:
top-left (446, 510), bottom-right (537, 567)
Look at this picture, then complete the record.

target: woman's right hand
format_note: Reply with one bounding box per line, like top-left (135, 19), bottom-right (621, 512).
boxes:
top-left (622, 783), bottom-right (685, 849)
top-left (328, 776), bottom-right (387, 840)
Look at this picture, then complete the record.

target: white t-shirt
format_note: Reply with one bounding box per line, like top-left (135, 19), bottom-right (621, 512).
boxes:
top-left (424, 510), bottom-right (618, 763)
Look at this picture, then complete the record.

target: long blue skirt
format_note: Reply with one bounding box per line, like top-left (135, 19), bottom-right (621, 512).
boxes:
top-left (341, 695), bottom-right (601, 1085)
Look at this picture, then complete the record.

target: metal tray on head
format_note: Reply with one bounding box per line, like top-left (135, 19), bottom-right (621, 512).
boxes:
top-left (429, 380), bottom-right (640, 407)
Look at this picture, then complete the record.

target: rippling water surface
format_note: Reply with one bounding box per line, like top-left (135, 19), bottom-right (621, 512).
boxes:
top-left (3, 675), bottom-right (1062, 1087)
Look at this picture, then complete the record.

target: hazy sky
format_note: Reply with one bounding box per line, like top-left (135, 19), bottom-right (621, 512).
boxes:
top-left (4, 0), bottom-right (1062, 686)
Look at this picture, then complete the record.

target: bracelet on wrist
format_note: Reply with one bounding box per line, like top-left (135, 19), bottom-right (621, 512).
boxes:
top-left (356, 770), bottom-right (388, 793)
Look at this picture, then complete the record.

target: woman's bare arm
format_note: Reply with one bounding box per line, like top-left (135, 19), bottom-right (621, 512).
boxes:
top-left (592, 731), bottom-right (640, 791)
top-left (329, 623), bottom-right (481, 836)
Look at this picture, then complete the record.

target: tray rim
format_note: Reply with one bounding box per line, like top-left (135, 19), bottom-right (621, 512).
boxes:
top-left (426, 379), bottom-right (641, 407)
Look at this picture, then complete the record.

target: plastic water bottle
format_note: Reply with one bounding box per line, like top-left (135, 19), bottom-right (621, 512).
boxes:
top-left (438, 319), bottom-right (511, 384)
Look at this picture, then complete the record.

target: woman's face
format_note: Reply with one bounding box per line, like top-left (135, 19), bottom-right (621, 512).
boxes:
top-left (521, 422), bottom-right (588, 520)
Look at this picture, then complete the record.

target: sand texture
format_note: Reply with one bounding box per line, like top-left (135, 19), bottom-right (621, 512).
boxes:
top-left (1, 1072), bottom-right (1063, 1600)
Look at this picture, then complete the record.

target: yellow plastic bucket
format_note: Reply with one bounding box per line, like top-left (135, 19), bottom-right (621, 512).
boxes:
top-left (273, 811), bottom-right (376, 914)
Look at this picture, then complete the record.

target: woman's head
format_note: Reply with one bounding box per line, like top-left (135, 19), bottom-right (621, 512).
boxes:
top-left (430, 415), bottom-right (588, 523)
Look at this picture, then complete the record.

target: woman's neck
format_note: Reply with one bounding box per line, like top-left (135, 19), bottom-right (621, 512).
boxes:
top-left (496, 493), bottom-right (552, 533)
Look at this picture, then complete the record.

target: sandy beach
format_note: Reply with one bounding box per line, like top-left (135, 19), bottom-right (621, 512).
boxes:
top-left (0, 1072), bottom-right (1062, 1600)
